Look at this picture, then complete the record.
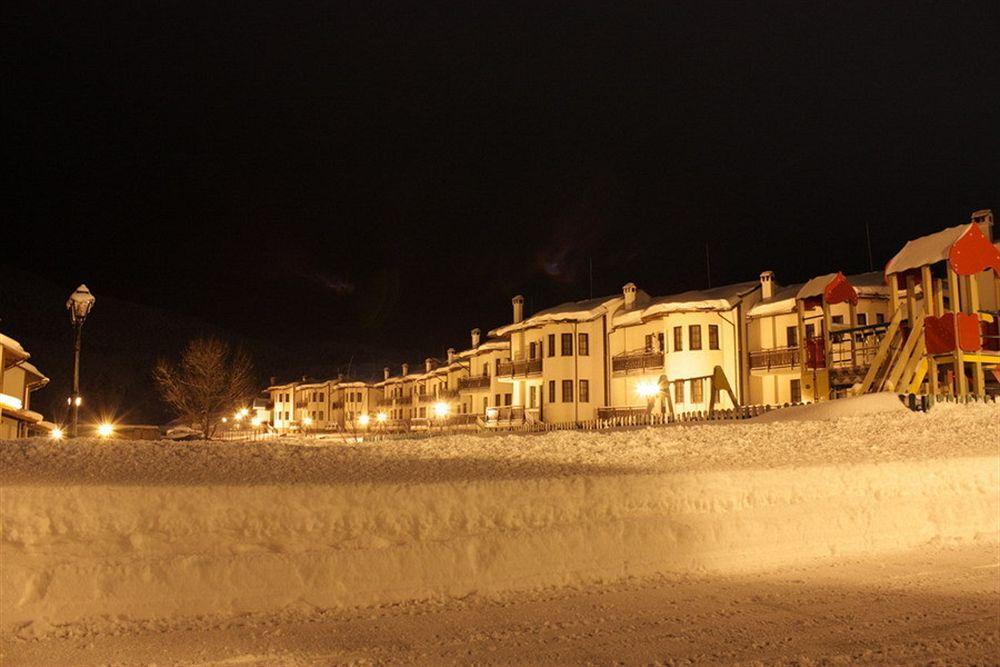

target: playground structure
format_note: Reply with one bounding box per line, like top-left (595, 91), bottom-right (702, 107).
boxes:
top-left (641, 365), bottom-right (740, 420)
top-left (851, 211), bottom-right (1000, 399)
top-left (791, 272), bottom-right (894, 401)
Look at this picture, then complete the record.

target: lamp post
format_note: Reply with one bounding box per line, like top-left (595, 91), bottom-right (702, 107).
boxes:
top-left (65, 285), bottom-right (95, 437)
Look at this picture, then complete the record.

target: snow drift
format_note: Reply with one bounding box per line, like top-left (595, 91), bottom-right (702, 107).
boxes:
top-left (2, 400), bottom-right (997, 632)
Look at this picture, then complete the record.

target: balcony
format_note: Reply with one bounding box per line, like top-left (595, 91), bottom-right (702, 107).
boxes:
top-left (458, 375), bottom-right (491, 390)
top-left (498, 358), bottom-right (542, 378)
top-left (749, 346), bottom-right (800, 370)
top-left (611, 348), bottom-right (664, 373)
top-left (438, 387), bottom-right (460, 399)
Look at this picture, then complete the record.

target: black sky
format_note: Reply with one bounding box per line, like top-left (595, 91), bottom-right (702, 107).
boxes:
top-left (4, 1), bottom-right (999, 365)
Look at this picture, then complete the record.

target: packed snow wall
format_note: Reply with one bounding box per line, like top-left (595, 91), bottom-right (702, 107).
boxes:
top-left (3, 455), bottom-right (996, 629)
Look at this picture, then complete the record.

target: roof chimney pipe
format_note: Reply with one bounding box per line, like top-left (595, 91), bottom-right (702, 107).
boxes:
top-left (759, 270), bottom-right (775, 300)
top-left (447, 348), bottom-right (456, 363)
top-left (471, 328), bottom-right (481, 348)
top-left (383, 367), bottom-right (390, 381)
top-left (425, 358), bottom-right (434, 373)
top-left (622, 282), bottom-right (637, 308)
top-left (401, 362), bottom-right (409, 376)
top-left (512, 295), bottom-right (524, 324)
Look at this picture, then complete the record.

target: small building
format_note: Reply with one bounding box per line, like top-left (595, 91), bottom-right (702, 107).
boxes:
top-left (0, 333), bottom-right (49, 438)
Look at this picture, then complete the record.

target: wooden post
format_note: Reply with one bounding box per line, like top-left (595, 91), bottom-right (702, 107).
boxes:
top-left (934, 278), bottom-right (945, 316)
top-left (821, 300), bottom-right (833, 371)
top-left (848, 301), bottom-right (858, 367)
top-left (889, 273), bottom-right (900, 316)
top-left (947, 267), bottom-right (967, 398)
top-left (921, 266), bottom-right (938, 396)
top-left (969, 273), bottom-right (985, 395)
top-left (905, 275), bottom-right (917, 323)
top-left (796, 299), bottom-right (807, 375)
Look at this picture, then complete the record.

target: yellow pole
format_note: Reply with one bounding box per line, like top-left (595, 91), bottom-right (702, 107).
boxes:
top-left (921, 266), bottom-right (938, 396)
top-left (947, 267), bottom-right (967, 398)
top-left (969, 273), bottom-right (984, 395)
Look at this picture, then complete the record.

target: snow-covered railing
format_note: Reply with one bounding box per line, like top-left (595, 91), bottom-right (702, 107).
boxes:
top-left (899, 392), bottom-right (998, 413)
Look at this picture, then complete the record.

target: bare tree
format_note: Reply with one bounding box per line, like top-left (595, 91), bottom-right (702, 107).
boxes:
top-left (154, 338), bottom-right (255, 439)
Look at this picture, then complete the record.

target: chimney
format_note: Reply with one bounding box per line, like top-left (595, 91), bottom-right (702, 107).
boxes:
top-left (471, 328), bottom-right (481, 348)
top-left (401, 362), bottom-right (409, 376)
top-left (425, 358), bottom-right (434, 373)
top-left (759, 270), bottom-right (775, 300)
top-left (383, 367), bottom-right (390, 381)
top-left (447, 348), bottom-right (456, 363)
top-left (512, 295), bottom-right (524, 324)
top-left (971, 209), bottom-right (994, 242)
top-left (622, 282), bottom-right (637, 308)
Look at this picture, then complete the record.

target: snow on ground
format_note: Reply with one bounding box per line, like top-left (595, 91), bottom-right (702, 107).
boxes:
top-left (750, 390), bottom-right (911, 422)
top-left (1, 399), bottom-right (997, 647)
top-left (4, 543), bottom-right (997, 666)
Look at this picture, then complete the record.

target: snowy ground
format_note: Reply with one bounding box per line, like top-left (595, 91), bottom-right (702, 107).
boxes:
top-left (1, 396), bottom-right (997, 664)
top-left (3, 543), bottom-right (997, 666)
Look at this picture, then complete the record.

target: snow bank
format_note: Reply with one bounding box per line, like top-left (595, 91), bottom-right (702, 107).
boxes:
top-left (2, 403), bottom-right (997, 632)
top-left (751, 392), bottom-right (909, 423)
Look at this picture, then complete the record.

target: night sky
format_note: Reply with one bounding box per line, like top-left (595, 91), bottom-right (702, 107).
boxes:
top-left (5, 2), bottom-right (999, 374)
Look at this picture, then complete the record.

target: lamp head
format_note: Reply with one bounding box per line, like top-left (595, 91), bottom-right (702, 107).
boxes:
top-left (66, 284), bottom-right (96, 324)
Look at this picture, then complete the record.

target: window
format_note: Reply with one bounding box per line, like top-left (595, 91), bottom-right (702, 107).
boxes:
top-left (494, 393), bottom-right (501, 406)
top-left (674, 382), bottom-right (684, 404)
top-left (319, 392), bottom-right (324, 402)
top-left (579, 379), bottom-right (590, 403)
top-left (419, 407), bottom-right (426, 418)
top-left (496, 359), bottom-right (501, 375)
top-left (319, 411), bottom-right (324, 421)
top-left (529, 342), bottom-right (537, 359)
top-left (790, 379), bottom-right (802, 403)
top-left (562, 379), bottom-right (574, 402)
top-left (857, 313), bottom-right (868, 326)
top-left (561, 333), bottom-right (573, 356)
top-left (548, 334), bottom-right (556, 356)
top-left (504, 393), bottom-right (512, 405)
top-left (786, 326), bottom-right (798, 348)
top-left (805, 323), bottom-right (816, 339)
top-left (708, 325), bottom-right (719, 350)
top-left (578, 333), bottom-right (589, 356)
top-left (876, 313), bottom-right (885, 324)
top-left (690, 379), bottom-right (703, 404)
top-left (644, 334), bottom-right (653, 352)
top-left (482, 397), bottom-right (488, 413)
top-left (673, 326), bottom-right (683, 352)
top-left (529, 385), bottom-right (537, 408)
top-left (658, 333), bottom-right (665, 352)
top-left (548, 380), bottom-right (556, 403)
top-left (832, 315), bottom-right (844, 325)
top-left (689, 325), bottom-right (702, 350)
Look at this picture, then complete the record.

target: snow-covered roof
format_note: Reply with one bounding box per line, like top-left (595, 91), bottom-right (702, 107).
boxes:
top-left (20, 361), bottom-right (48, 384)
top-left (884, 224), bottom-right (969, 276)
top-left (613, 281), bottom-right (759, 327)
top-left (746, 283), bottom-right (803, 318)
top-left (747, 271), bottom-right (889, 318)
top-left (490, 294), bottom-right (623, 336)
top-left (0, 333), bottom-right (28, 359)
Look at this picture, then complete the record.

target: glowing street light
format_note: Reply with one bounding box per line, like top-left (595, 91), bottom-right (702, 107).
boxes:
top-left (303, 416), bottom-right (314, 427)
top-left (66, 285), bottom-right (95, 438)
top-left (51, 427), bottom-right (64, 440)
top-left (97, 422), bottom-right (114, 438)
top-left (358, 413), bottom-right (371, 427)
top-left (376, 411), bottom-right (388, 424)
top-left (238, 407), bottom-right (250, 419)
top-left (433, 401), bottom-right (450, 419)
top-left (636, 381), bottom-right (660, 399)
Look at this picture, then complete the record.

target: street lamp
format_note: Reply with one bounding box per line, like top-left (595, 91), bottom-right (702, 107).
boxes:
top-left (65, 285), bottom-right (95, 437)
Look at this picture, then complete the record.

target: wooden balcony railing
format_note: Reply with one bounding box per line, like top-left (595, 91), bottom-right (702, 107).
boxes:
top-left (749, 346), bottom-right (800, 370)
top-left (611, 349), bottom-right (664, 373)
top-left (458, 375), bottom-right (491, 390)
top-left (498, 358), bottom-right (542, 377)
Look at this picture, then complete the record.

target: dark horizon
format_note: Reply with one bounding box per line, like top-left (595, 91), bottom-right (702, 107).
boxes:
top-left (4, 2), bottom-right (999, 419)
